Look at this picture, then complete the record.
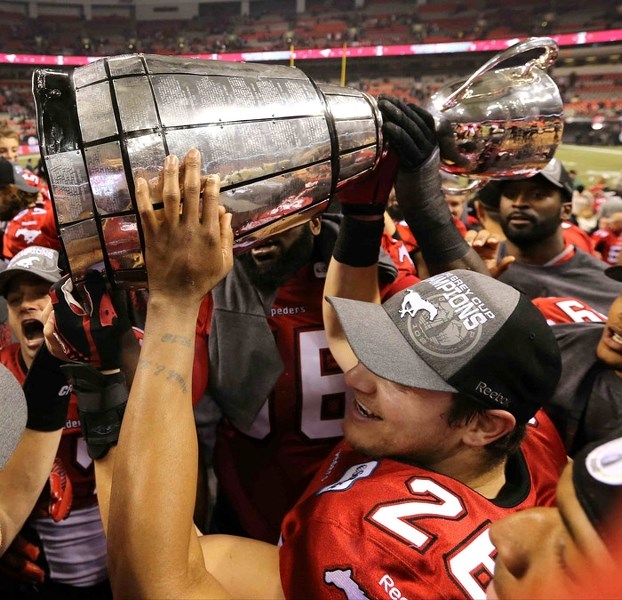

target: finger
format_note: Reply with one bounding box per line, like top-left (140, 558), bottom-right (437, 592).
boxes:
top-left (464, 230), bottom-right (477, 245)
top-left (201, 174), bottom-right (221, 232)
top-left (219, 209), bottom-right (234, 271)
top-left (135, 177), bottom-right (157, 235)
top-left (409, 103), bottom-right (437, 138)
top-left (162, 154), bottom-right (181, 224)
top-left (491, 255), bottom-right (515, 279)
top-left (182, 148), bottom-right (201, 224)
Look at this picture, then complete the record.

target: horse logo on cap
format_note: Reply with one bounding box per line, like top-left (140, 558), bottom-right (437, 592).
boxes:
top-left (399, 290), bottom-right (438, 321)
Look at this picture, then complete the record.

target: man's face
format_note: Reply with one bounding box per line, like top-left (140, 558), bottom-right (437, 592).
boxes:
top-left (342, 362), bottom-right (463, 466)
top-left (6, 274), bottom-right (52, 368)
top-left (596, 293), bottom-right (622, 373)
top-left (237, 220), bottom-right (318, 290)
top-left (498, 179), bottom-right (568, 247)
top-left (0, 136), bottom-right (19, 163)
top-left (488, 462), bottom-right (613, 599)
top-left (445, 195), bottom-right (464, 220)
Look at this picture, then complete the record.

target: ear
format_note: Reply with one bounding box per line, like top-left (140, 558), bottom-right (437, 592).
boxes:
top-left (560, 202), bottom-right (572, 221)
top-left (309, 217), bottom-right (322, 236)
top-left (461, 409), bottom-right (516, 448)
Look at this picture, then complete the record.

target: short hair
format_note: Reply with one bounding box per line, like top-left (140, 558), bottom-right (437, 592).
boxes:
top-left (447, 392), bottom-right (527, 465)
top-left (0, 125), bottom-right (19, 142)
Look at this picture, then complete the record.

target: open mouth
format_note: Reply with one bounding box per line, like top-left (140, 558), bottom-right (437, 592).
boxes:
top-left (354, 398), bottom-right (382, 420)
top-left (22, 319), bottom-right (44, 346)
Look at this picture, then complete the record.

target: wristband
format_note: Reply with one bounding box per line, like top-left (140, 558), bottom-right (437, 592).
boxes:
top-left (23, 345), bottom-right (71, 432)
top-left (61, 363), bottom-right (128, 459)
top-left (332, 216), bottom-right (384, 267)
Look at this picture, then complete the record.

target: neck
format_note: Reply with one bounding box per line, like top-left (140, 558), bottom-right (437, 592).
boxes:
top-left (423, 445), bottom-right (508, 499)
top-left (505, 229), bottom-right (566, 265)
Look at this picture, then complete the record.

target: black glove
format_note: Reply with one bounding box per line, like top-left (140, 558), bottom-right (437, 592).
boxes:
top-left (377, 95), bottom-right (438, 171)
top-left (377, 95), bottom-right (468, 269)
top-left (49, 271), bottom-right (130, 371)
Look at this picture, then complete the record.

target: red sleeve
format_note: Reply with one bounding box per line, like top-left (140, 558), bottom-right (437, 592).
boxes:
top-left (379, 231), bottom-right (419, 300)
top-left (562, 222), bottom-right (596, 256)
top-left (192, 294), bottom-right (213, 405)
top-left (532, 296), bottom-right (606, 324)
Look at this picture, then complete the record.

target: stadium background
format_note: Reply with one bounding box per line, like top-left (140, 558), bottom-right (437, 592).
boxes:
top-left (1, 0), bottom-right (621, 189)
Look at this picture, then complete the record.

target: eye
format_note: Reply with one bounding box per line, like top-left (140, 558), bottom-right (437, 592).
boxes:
top-left (6, 294), bottom-right (22, 307)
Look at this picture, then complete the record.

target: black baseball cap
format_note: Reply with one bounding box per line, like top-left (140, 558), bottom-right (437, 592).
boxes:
top-left (327, 270), bottom-right (561, 423)
top-left (532, 158), bottom-right (574, 202)
top-left (0, 157), bottom-right (39, 193)
top-left (573, 435), bottom-right (622, 549)
top-left (477, 159), bottom-right (573, 208)
top-left (0, 246), bottom-right (61, 297)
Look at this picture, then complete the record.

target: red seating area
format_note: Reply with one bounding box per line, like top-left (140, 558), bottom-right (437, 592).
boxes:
top-left (0, 0), bottom-right (621, 146)
top-left (0, 0), bottom-right (619, 55)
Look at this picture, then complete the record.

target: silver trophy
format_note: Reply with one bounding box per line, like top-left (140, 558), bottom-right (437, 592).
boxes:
top-left (33, 54), bottom-right (383, 288)
top-left (429, 37), bottom-right (564, 184)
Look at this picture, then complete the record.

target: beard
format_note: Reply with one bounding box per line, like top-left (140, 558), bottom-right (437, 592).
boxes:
top-left (501, 215), bottom-right (561, 247)
top-left (237, 224), bottom-right (315, 291)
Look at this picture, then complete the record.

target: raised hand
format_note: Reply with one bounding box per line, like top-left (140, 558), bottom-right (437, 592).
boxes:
top-left (377, 95), bottom-right (438, 171)
top-left (135, 148), bottom-right (233, 304)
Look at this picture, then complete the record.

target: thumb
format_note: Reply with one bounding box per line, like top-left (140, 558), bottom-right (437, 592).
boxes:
top-left (490, 255), bottom-right (515, 279)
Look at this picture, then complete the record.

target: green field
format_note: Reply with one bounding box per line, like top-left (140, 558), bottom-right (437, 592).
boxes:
top-left (555, 144), bottom-right (622, 190)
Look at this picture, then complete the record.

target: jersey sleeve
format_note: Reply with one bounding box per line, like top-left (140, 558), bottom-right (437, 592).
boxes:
top-left (192, 294), bottom-right (214, 405)
top-left (532, 296), bottom-right (606, 325)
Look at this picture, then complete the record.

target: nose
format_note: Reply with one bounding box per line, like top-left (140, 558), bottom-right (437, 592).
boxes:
top-left (511, 193), bottom-right (530, 208)
top-left (489, 508), bottom-right (556, 580)
top-left (344, 362), bottom-right (377, 395)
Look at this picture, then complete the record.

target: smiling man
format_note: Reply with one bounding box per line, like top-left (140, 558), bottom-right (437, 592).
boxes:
top-left (496, 159), bottom-right (619, 315)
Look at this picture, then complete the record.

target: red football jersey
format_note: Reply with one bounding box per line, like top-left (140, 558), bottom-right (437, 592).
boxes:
top-left (3, 199), bottom-right (53, 258)
top-left (590, 228), bottom-right (622, 265)
top-left (395, 217), bottom-right (467, 255)
top-left (195, 237), bottom-right (418, 542)
top-left (280, 411), bottom-right (566, 600)
top-left (561, 221), bottom-right (597, 256)
top-left (532, 296), bottom-right (606, 325)
top-left (0, 344), bottom-right (97, 512)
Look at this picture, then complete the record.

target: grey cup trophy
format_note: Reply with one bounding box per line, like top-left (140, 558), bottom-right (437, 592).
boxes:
top-left (33, 54), bottom-right (383, 289)
top-left (428, 37), bottom-right (564, 184)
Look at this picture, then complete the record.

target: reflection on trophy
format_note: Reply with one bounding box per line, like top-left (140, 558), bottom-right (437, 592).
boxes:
top-left (33, 55), bottom-right (383, 288)
top-left (33, 39), bottom-right (563, 290)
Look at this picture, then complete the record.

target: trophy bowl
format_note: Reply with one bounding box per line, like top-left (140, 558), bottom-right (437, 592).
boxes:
top-left (428, 37), bottom-right (564, 182)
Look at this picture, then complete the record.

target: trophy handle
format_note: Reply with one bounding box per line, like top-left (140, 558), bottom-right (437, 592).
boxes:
top-left (441, 37), bottom-right (558, 111)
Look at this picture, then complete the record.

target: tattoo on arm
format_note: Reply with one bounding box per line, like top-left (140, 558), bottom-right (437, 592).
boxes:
top-left (160, 333), bottom-right (192, 347)
top-left (136, 359), bottom-right (188, 394)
